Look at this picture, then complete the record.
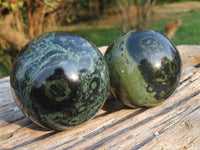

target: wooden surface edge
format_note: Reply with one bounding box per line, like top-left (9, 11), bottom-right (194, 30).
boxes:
top-left (0, 45), bottom-right (200, 150)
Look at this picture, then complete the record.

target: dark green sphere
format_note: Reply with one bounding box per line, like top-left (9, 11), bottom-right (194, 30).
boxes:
top-left (10, 31), bottom-right (110, 130)
top-left (105, 30), bottom-right (182, 108)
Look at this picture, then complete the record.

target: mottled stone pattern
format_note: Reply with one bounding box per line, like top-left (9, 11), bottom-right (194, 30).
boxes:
top-left (10, 32), bottom-right (110, 130)
top-left (105, 30), bottom-right (181, 108)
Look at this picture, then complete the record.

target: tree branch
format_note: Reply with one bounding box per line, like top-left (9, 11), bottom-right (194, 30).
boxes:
top-left (0, 14), bottom-right (29, 51)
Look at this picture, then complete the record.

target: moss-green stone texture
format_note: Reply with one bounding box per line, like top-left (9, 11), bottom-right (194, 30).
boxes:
top-left (105, 30), bottom-right (182, 108)
top-left (10, 31), bottom-right (110, 130)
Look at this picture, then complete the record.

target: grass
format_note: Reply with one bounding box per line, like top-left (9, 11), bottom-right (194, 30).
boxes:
top-left (1, 9), bottom-right (200, 78)
top-left (72, 9), bottom-right (200, 47)
top-left (73, 27), bottom-right (123, 47)
top-left (148, 9), bottom-right (200, 45)
top-left (0, 64), bottom-right (10, 77)
top-left (0, 51), bottom-right (11, 78)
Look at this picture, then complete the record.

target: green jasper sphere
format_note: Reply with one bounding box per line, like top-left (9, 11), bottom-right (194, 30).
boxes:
top-left (10, 31), bottom-right (110, 130)
top-left (105, 30), bottom-right (182, 108)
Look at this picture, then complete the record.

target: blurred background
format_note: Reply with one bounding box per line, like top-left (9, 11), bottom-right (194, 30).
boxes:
top-left (0, 0), bottom-right (200, 78)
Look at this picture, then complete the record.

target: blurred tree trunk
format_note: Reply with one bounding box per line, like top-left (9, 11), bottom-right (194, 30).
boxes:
top-left (117, 0), bottom-right (155, 31)
top-left (89, 0), bottom-right (100, 18)
top-left (27, 0), bottom-right (34, 39)
top-left (134, 0), bottom-right (152, 30)
top-left (32, 1), bottom-right (47, 37)
top-left (117, 0), bottom-right (132, 32)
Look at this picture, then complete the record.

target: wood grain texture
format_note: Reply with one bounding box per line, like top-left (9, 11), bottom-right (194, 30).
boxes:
top-left (0, 45), bottom-right (200, 150)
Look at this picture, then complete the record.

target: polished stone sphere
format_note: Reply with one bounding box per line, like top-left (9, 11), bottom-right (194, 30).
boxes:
top-left (105, 30), bottom-right (182, 108)
top-left (10, 31), bottom-right (110, 130)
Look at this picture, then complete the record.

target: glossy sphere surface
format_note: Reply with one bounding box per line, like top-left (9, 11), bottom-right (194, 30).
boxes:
top-left (10, 32), bottom-right (110, 130)
top-left (105, 30), bottom-right (182, 108)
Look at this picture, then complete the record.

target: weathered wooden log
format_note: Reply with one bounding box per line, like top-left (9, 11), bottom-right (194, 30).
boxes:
top-left (0, 45), bottom-right (200, 150)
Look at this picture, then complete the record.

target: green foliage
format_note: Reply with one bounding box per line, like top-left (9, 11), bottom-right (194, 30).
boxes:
top-left (0, 49), bottom-right (11, 78)
top-left (0, 0), bottom-right (24, 10)
top-left (156, 0), bottom-right (198, 4)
